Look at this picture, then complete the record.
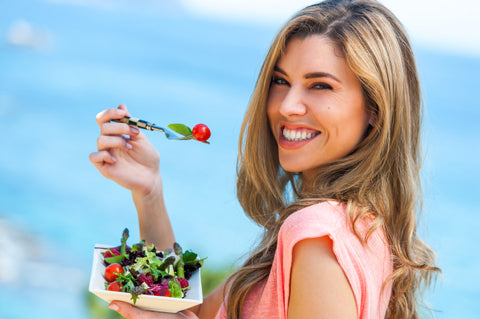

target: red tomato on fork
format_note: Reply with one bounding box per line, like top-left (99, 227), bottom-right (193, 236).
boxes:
top-left (192, 124), bottom-right (211, 142)
top-left (105, 263), bottom-right (124, 282)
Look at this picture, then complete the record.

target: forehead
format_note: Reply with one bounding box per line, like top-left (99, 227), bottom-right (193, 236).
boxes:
top-left (277, 35), bottom-right (345, 72)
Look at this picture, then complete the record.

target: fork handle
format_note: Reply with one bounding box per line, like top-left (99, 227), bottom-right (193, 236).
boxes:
top-left (113, 116), bottom-right (162, 131)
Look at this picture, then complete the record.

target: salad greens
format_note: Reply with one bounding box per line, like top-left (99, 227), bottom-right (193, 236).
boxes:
top-left (102, 228), bottom-right (205, 304)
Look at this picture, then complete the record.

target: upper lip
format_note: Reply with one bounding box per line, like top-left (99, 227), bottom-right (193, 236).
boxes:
top-left (280, 122), bottom-right (321, 133)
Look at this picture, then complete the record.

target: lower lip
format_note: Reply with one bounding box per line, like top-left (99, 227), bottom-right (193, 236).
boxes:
top-left (278, 133), bottom-right (320, 150)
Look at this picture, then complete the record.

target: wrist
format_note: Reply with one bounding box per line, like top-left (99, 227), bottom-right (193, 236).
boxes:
top-left (131, 173), bottom-right (163, 204)
top-left (131, 172), bottom-right (174, 248)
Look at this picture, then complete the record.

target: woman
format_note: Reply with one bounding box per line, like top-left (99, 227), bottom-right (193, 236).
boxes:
top-left (90, 0), bottom-right (439, 318)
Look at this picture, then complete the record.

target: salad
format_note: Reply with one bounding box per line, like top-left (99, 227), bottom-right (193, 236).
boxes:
top-left (101, 228), bottom-right (204, 304)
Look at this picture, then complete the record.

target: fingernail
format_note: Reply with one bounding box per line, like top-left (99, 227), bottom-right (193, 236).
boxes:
top-left (126, 142), bottom-right (133, 150)
top-left (111, 156), bottom-right (117, 162)
top-left (130, 127), bottom-right (139, 134)
top-left (109, 303), bottom-right (119, 311)
top-left (116, 109), bottom-right (126, 115)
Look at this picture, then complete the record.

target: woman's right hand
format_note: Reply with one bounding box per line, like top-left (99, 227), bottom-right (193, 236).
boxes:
top-left (109, 301), bottom-right (198, 319)
top-left (89, 104), bottom-right (161, 196)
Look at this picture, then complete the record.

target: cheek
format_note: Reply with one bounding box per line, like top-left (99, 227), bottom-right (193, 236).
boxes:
top-left (266, 95), bottom-right (278, 125)
top-left (306, 96), bottom-right (337, 123)
top-left (318, 97), bottom-right (369, 141)
top-left (345, 106), bottom-right (371, 143)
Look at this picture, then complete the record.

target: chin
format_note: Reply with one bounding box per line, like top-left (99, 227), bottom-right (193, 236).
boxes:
top-left (279, 160), bottom-right (311, 174)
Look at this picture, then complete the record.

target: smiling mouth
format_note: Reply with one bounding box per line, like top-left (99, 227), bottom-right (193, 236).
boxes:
top-left (281, 126), bottom-right (321, 142)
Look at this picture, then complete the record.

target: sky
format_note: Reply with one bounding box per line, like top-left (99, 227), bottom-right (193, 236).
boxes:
top-left (183, 0), bottom-right (480, 57)
top-left (182, 0), bottom-right (480, 56)
top-left (20, 0), bottom-right (479, 57)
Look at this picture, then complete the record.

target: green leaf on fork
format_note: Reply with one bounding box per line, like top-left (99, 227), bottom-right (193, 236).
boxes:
top-left (168, 123), bottom-right (194, 139)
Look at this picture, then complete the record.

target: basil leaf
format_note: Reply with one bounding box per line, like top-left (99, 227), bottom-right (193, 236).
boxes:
top-left (183, 250), bottom-right (198, 263)
top-left (168, 124), bottom-right (192, 137)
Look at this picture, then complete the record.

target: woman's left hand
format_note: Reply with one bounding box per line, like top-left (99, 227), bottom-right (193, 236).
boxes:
top-left (108, 301), bottom-right (198, 319)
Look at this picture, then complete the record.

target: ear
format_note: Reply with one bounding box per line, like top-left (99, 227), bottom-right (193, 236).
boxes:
top-left (367, 109), bottom-right (377, 127)
top-left (363, 97), bottom-right (377, 128)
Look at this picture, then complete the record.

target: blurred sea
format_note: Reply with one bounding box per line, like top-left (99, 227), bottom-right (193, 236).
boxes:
top-left (0, 1), bottom-right (479, 318)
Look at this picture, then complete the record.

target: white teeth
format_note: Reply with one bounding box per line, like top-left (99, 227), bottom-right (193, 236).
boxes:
top-left (282, 128), bottom-right (318, 141)
top-left (285, 130), bottom-right (292, 140)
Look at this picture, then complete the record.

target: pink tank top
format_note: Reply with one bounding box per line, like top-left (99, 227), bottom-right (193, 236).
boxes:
top-left (214, 201), bottom-right (392, 318)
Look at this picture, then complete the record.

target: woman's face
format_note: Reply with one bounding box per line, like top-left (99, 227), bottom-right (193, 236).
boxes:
top-left (267, 35), bottom-right (372, 179)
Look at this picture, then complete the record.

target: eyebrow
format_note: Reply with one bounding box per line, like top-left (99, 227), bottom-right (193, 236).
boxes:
top-left (274, 66), bottom-right (342, 83)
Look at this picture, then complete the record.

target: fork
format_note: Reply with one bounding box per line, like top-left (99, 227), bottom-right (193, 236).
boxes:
top-left (112, 116), bottom-right (192, 140)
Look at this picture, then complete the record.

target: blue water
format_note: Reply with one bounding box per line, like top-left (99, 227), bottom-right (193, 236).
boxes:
top-left (0, 1), bottom-right (479, 318)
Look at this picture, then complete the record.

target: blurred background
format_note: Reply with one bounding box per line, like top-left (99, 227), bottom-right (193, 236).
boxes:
top-left (0, 0), bottom-right (479, 318)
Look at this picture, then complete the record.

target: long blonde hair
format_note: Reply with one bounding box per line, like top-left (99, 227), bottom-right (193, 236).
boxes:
top-left (228, 0), bottom-right (440, 318)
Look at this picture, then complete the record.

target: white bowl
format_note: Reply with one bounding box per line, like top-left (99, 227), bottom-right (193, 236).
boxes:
top-left (88, 244), bottom-right (203, 313)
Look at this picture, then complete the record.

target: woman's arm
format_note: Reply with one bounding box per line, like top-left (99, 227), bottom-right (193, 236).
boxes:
top-left (89, 104), bottom-right (175, 249)
top-left (192, 280), bottom-right (226, 318)
top-left (288, 237), bottom-right (357, 319)
top-left (132, 174), bottom-right (175, 250)
top-left (91, 106), bottom-right (225, 317)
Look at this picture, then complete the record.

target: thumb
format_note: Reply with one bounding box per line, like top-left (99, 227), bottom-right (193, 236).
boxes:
top-left (109, 301), bottom-right (148, 318)
top-left (179, 310), bottom-right (199, 319)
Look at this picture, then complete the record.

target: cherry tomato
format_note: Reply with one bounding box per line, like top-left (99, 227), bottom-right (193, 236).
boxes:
top-left (107, 281), bottom-right (123, 292)
top-left (164, 290), bottom-right (171, 297)
top-left (192, 124), bottom-right (211, 142)
top-left (105, 263), bottom-right (124, 282)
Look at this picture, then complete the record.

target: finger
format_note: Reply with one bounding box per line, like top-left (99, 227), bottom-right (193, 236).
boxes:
top-left (89, 150), bottom-right (116, 165)
top-left (101, 122), bottom-right (140, 137)
top-left (97, 135), bottom-right (132, 151)
top-left (109, 301), bottom-right (196, 319)
top-left (179, 310), bottom-right (198, 319)
top-left (115, 104), bottom-right (143, 139)
top-left (109, 301), bottom-right (149, 319)
top-left (95, 107), bottom-right (128, 127)
top-left (117, 103), bottom-right (131, 116)
top-left (109, 301), bottom-right (183, 319)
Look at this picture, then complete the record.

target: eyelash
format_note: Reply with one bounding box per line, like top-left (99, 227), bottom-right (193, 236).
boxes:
top-left (311, 83), bottom-right (333, 90)
top-left (271, 76), bottom-right (333, 90)
top-left (272, 76), bottom-right (288, 86)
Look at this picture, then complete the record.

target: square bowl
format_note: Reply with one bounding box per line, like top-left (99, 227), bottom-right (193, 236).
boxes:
top-left (88, 244), bottom-right (203, 313)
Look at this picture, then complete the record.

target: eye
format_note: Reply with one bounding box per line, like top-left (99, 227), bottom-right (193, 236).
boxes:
top-left (311, 82), bottom-right (333, 90)
top-left (272, 76), bottom-right (289, 86)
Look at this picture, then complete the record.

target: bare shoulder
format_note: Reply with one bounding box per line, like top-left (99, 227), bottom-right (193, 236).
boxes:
top-left (288, 236), bottom-right (357, 319)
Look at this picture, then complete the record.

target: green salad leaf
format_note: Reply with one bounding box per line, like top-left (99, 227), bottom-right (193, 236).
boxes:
top-left (182, 250), bottom-right (198, 264)
top-left (104, 250), bottom-right (125, 264)
top-left (168, 278), bottom-right (184, 299)
top-left (116, 271), bottom-right (136, 293)
top-left (131, 286), bottom-right (147, 304)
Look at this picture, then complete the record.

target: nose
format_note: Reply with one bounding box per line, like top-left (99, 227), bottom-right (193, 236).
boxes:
top-left (278, 86), bottom-right (307, 117)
